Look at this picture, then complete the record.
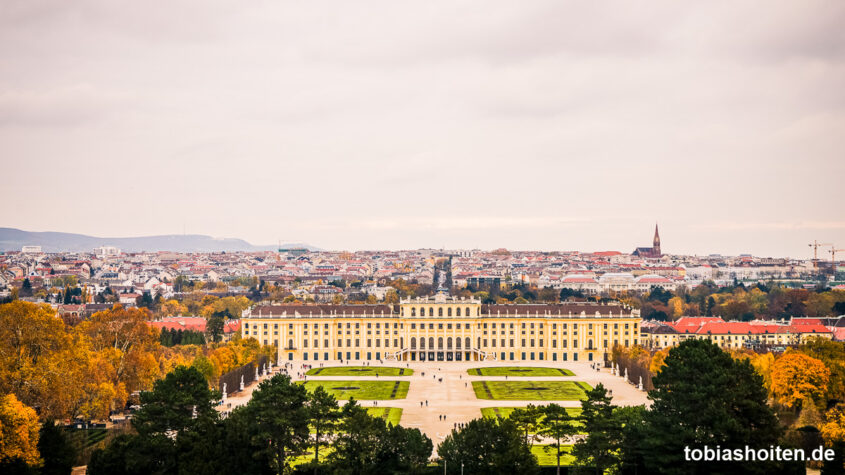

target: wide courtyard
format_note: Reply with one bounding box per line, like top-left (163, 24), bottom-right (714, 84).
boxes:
top-left (223, 359), bottom-right (649, 455)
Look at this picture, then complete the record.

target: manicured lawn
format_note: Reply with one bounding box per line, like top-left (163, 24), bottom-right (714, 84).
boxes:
top-left (533, 444), bottom-right (574, 466)
top-left (367, 407), bottom-right (403, 426)
top-left (480, 406), bottom-right (584, 431)
top-left (301, 380), bottom-right (409, 400)
top-left (481, 406), bottom-right (582, 421)
top-left (472, 381), bottom-right (591, 400)
top-left (306, 366), bottom-right (414, 377)
top-left (290, 445), bottom-right (334, 466)
top-left (468, 366), bottom-right (574, 377)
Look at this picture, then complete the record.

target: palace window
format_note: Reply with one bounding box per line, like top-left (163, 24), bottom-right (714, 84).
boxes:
top-left (456, 308), bottom-right (461, 316)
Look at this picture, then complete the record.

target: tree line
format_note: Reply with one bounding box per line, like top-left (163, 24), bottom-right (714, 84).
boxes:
top-left (0, 301), bottom-right (275, 424)
top-left (159, 328), bottom-right (206, 346)
top-left (7, 338), bottom-right (843, 473)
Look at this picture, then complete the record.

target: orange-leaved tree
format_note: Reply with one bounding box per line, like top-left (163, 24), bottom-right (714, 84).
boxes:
top-left (771, 351), bottom-right (830, 409)
top-left (0, 393), bottom-right (41, 466)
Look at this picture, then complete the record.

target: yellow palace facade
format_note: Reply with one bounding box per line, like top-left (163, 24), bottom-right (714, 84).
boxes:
top-left (241, 294), bottom-right (641, 364)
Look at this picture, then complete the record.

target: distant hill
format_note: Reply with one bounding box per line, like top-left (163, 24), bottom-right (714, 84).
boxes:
top-left (0, 228), bottom-right (319, 253)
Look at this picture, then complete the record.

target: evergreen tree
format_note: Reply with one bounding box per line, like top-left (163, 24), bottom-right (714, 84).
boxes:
top-left (88, 366), bottom-right (221, 475)
top-left (241, 374), bottom-right (310, 475)
top-left (642, 339), bottom-right (786, 474)
top-left (539, 404), bottom-right (578, 475)
top-left (308, 386), bottom-right (340, 465)
top-left (20, 278), bottom-right (32, 297)
top-left (615, 405), bottom-right (648, 475)
top-left (437, 417), bottom-right (537, 474)
top-left (822, 441), bottom-right (845, 475)
top-left (572, 383), bottom-right (622, 474)
top-left (509, 404), bottom-right (542, 447)
top-left (207, 315), bottom-right (224, 343)
top-left (329, 401), bottom-right (432, 474)
top-left (37, 420), bottom-right (76, 475)
top-left (132, 366), bottom-right (220, 438)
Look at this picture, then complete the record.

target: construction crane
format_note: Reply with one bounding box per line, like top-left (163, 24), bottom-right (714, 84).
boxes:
top-left (831, 246), bottom-right (845, 272)
top-left (809, 240), bottom-right (832, 268)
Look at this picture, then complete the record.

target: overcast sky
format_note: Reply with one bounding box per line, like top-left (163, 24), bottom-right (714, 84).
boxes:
top-left (1, 1), bottom-right (844, 257)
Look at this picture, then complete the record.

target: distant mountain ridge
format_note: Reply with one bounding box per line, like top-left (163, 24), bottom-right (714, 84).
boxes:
top-left (0, 228), bottom-right (319, 253)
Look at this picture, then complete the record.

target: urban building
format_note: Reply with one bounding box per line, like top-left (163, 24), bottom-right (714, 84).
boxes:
top-left (640, 316), bottom-right (834, 350)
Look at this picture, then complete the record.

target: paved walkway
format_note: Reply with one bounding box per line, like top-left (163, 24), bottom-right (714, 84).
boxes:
top-left (220, 360), bottom-right (649, 452)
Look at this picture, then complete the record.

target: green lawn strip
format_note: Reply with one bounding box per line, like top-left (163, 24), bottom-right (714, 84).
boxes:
top-left (300, 380), bottom-right (410, 400)
top-left (471, 381), bottom-right (591, 400)
top-left (467, 367), bottom-right (575, 377)
top-left (62, 428), bottom-right (108, 448)
top-left (305, 366), bottom-right (413, 377)
top-left (480, 406), bottom-right (584, 431)
top-left (289, 444), bottom-right (334, 466)
top-left (532, 444), bottom-right (575, 466)
top-left (366, 407), bottom-right (403, 426)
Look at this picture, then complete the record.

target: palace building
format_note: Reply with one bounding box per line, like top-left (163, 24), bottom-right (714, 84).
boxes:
top-left (241, 293), bottom-right (641, 364)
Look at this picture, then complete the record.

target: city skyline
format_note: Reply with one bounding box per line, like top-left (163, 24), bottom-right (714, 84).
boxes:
top-left (2, 223), bottom-right (844, 261)
top-left (2, 1), bottom-right (844, 258)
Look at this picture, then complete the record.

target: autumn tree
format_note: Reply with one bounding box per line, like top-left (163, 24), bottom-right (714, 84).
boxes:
top-left (0, 394), bottom-right (41, 468)
top-left (771, 352), bottom-right (830, 409)
top-left (798, 338), bottom-right (845, 404)
top-left (76, 305), bottom-right (160, 399)
top-left (0, 301), bottom-right (80, 419)
top-left (159, 299), bottom-right (187, 316)
top-left (821, 405), bottom-right (845, 475)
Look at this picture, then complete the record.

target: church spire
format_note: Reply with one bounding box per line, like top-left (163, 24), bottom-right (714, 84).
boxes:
top-left (653, 223), bottom-right (661, 255)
